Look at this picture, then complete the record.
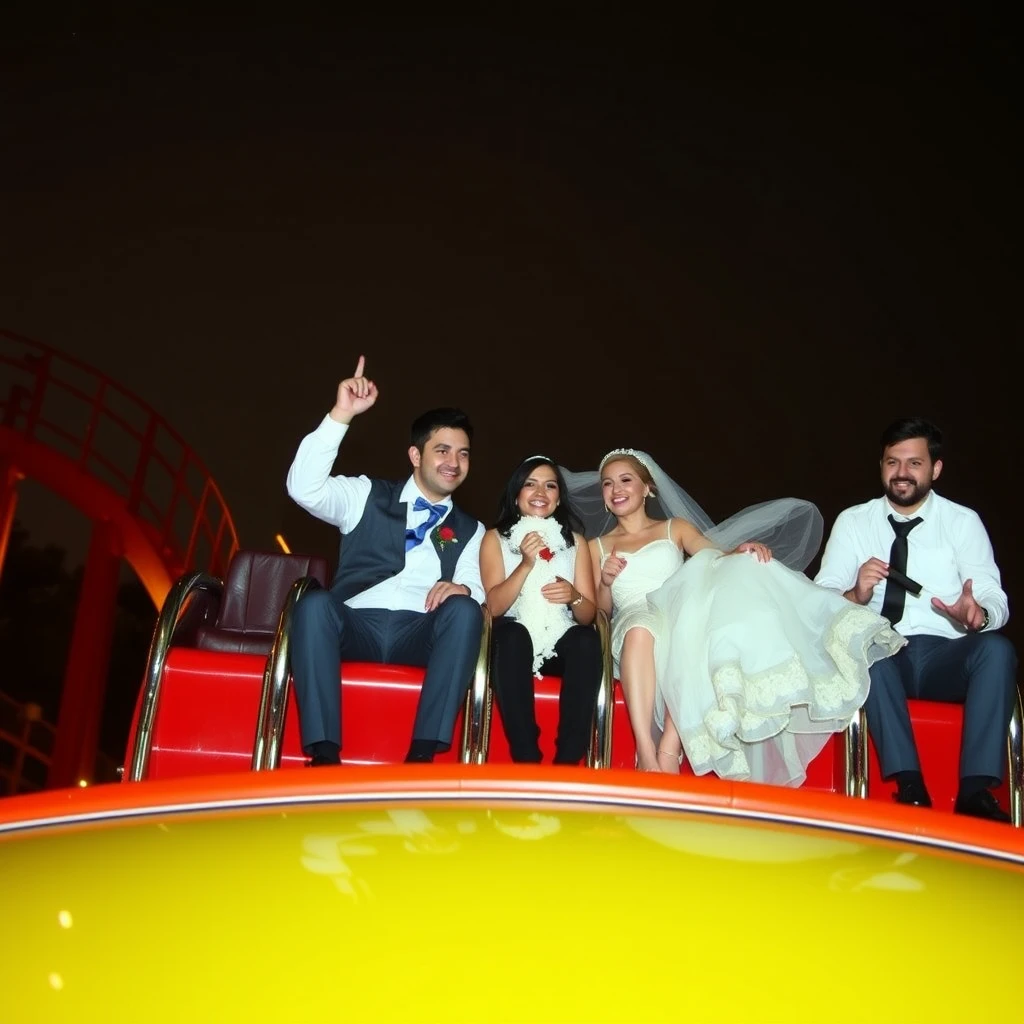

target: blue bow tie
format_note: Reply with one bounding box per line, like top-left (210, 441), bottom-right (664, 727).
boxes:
top-left (405, 496), bottom-right (448, 551)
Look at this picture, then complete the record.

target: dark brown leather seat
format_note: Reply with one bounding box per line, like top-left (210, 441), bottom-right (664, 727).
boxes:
top-left (195, 551), bottom-right (330, 656)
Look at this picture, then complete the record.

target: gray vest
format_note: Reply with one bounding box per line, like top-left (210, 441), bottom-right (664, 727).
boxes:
top-left (331, 478), bottom-right (478, 603)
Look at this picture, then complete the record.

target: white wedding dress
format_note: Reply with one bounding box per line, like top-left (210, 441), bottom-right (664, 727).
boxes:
top-left (597, 522), bottom-right (906, 786)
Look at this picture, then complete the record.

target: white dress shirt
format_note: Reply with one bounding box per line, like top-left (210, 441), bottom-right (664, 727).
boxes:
top-left (286, 414), bottom-right (485, 612)
top-left (814, 491), bottom-right (1008, 638)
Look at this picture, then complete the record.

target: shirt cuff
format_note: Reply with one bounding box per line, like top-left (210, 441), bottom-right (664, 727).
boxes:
top-left (319, 413), bottom-right (350, 440)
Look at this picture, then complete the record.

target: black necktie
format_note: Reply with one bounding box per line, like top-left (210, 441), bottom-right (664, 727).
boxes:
top-left (880, 514), bottom-right (922, 625)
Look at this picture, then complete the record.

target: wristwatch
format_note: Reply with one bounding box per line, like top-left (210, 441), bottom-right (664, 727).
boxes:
top-left (977, 607), bottom-right (990, 632)
top-left (569, 589), bottom-right (584, 608)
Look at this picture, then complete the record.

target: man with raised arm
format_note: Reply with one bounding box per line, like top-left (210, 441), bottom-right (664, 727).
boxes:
top-left (286, 356), bottom-right (485, 765)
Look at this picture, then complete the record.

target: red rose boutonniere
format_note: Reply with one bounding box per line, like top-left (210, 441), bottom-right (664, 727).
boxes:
top-left (538, 547), bottom-right (554, 561)
top-left (434, 525), bottom-right (459, 551)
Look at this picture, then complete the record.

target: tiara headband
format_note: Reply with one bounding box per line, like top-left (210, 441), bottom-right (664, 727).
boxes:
top-left (600, 448), bottom-right (654, 475)
top-left (520, 454), bottom-right (554, 465)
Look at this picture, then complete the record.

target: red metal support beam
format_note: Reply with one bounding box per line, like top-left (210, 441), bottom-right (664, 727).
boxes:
top-left (49, 519), bottom-right (123, 788)
top-left (0, 456), bottom-right (25, 583)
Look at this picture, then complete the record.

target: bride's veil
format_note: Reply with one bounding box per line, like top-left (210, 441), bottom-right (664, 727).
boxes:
top-left (560, 448), bottom-right (823, 573)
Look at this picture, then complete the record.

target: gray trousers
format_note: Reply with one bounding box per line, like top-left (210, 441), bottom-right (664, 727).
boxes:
top-left (290, 590), bottom-right (483, 753)
top-left (866, 631), bottom-right (1018, 782)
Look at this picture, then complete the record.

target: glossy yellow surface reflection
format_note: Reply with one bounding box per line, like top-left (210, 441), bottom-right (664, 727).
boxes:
top-left (2, 786), bottom-right (1024, 1022)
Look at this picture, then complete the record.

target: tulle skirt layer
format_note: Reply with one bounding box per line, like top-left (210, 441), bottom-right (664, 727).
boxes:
top-left (627, 549), bottom-right (906, 787)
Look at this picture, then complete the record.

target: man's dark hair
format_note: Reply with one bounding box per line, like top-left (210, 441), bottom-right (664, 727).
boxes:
top-left (493, 456), bottom-right (583, 547)
top-left (410, 407), bottom-right (473, 452)
top-left (879, 417), bottom-right (943, 463)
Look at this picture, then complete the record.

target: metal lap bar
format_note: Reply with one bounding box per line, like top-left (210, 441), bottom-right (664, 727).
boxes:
top-left (461, 609), bottom-right (492, 764)
top-left (1007, 688), bottom-right (1022, 828)
top-left (252, 576), bottom-right (322, 771)
top-left (843, 708), bottom-right (868, 798)
top-left (589, 610), bottom-right (615, 769)
top-left (127, 571), bottom-right (223, 782)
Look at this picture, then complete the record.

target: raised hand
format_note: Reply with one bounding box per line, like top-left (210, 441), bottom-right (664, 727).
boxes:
top-left (931, 578), bottom-right (986, 631)
top-left (851, 557), bottom-right (889, 605)
top-left (518, 531), bottom-right (546, 569)
top-left (330, 355), bottom-right (379, 423)
top-left (600, 550), bottom-right (628, 588)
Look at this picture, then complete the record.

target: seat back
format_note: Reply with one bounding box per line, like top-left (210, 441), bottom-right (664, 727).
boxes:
top-left (139, 546), bottom-right (489, 776)
top-left (195, 551), bottom-right (330, 655)
top-left (125, 550), bottom-right (330, 779)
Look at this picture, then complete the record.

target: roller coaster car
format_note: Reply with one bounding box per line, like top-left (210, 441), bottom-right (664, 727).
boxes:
top-left (123, 548), bottom-right (624, 779)
top-left (122, 550), bottom-right (1023, 827)
top-left (123, 549), bottom-right (489, 779)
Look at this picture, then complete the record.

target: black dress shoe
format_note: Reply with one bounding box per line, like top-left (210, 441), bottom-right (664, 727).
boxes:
top-left (405, 739), bottom-right (437, 763)
top-left (954, 789), bottom-right (1012, 824)
top-left (893, 777), bottom-right (932, 807)
top-left (404, 751), bottom-right (435, 763)
top-left (307, 755), bottom-right (340, 767)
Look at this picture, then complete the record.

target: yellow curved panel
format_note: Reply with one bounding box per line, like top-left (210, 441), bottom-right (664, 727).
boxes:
top-left (2, 797), bottom-right (1022, 1021)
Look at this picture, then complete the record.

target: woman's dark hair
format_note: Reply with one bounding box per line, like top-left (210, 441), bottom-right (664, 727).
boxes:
top-left (494, 456), bottom-right (583, 546)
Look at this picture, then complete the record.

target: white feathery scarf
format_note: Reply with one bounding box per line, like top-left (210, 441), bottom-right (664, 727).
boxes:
top-left (505, 515), bottom-right (572, 676)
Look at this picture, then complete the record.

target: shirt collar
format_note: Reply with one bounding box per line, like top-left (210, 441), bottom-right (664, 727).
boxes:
top-left (885, 490), bottom-right (935, 522)
top-left (400, 476), bottom-right (453, 509)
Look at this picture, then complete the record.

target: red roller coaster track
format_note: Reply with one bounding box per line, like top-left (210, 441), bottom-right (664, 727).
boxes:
top-left (0, 328), bottom-right (239, 789)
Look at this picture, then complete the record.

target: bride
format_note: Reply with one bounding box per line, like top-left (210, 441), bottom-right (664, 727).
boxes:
top-left (564, 449), bottom-right (906, 784)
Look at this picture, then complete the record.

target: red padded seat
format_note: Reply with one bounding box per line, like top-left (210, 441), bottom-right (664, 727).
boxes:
top-left (866, 699), bottom-right (1012, 815)
top-left (146, 655), bottom-right (471, 775)
top-left (128, 551), bottom-right (329, 779)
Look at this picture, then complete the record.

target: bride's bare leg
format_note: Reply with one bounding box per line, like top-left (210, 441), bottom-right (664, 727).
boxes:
top-left (656, 710), bottom-right (682, 774)
top-left (619, 627), bottom-right (659, 772)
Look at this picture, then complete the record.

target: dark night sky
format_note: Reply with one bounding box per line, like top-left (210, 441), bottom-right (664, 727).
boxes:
top-left (1, 7), bottom-right (1021, 645)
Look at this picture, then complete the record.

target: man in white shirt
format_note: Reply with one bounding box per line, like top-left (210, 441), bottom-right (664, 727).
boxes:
top-left (286, 356), bottom-right (485, 765)
top-left (815, 417), bottom-right (1017, 822)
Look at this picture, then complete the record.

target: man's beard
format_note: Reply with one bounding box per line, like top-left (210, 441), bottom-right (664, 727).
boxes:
top-left (885, 478), bottom-right (931, 508)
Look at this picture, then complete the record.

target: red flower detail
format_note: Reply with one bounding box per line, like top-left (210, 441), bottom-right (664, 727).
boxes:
top-left (433, 524), bottom-right (459, 550)
top-left (539, 547), bottom-right (554, 561)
